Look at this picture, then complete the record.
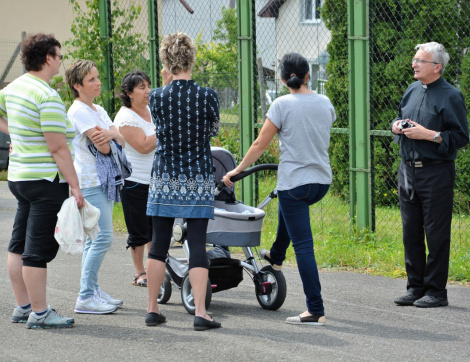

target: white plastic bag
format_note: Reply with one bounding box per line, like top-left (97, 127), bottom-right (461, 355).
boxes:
top-left (54, 196), bottom-right (100, 255)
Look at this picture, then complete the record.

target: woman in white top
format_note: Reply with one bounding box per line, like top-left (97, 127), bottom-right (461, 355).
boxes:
top-left (114, 71), bottom-right (156, 287)
top-left (65, 60), bottom-right (126, 314)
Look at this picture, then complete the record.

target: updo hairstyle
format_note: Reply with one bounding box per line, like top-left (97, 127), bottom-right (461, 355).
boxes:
top-left (279, 53), bottom-right (310, 90)
top-left (159, 32), bottom-right (196, 75)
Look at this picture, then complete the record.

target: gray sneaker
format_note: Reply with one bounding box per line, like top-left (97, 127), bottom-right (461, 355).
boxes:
top-left (26, 306), bottom-right (74, 329)
top-left (95, 287), bottom-right (123, 307)
top-left (74, 294), bottom-right (117, 314)
top-left (11, 305), bottom-right (31, 323)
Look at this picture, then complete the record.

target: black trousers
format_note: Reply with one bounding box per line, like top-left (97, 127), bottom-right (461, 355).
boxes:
top-left (120, 180), bottom-right (152, 248)
top-left (148, 217), bottom-right (210, 270)
top-left (398, 160), bottom-right (455, 298)
top-left (8, 178), bottom-right (69, 268)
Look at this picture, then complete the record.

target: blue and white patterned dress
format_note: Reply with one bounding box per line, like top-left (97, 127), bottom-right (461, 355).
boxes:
top-left (146, 79), bottom-right (220, 219)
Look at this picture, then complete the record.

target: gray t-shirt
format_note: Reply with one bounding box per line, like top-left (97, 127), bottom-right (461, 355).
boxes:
top-left (266, 93), bottom-right (335, 191)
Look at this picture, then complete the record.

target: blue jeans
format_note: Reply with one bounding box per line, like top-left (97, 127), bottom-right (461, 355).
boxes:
top-left (79, 186), bottom-right (114, 299)
top-left (270, 183), bottom-right (330, 315)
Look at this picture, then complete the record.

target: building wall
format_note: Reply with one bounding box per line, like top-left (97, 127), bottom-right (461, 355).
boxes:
top-left (0, 0), bottom-right (87, 84)
top-left (0, 1), bottom-right (85, 42)
top-left (274, 0), bottom-right (331, 91)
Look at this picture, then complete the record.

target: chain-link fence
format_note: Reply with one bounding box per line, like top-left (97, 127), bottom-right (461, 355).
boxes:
top-left (367, 1), bottom-right (470, 250)
top-left (106, 0), bottom-right (470, 251)
top-left (4, 1), bottom-right (469, 251)
top-left (251, 0), bottom-right (350, 237)
top-left (366, 1), bottom-right (470, 276)
top-left (0, 35), bottom-right (25, 89)
top-left (111, 0), bottom-right (152, 89)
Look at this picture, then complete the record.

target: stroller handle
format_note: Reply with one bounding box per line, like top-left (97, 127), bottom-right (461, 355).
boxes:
top-left (216, 163), bottom-right (278, 192)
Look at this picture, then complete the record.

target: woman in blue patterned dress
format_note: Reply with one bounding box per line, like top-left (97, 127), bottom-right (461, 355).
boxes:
top-left (145, 32), bottom-right (221, 331)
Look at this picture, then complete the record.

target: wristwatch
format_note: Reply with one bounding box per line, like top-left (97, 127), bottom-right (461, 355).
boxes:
top-left (433, 132), bottom-right (441, 143)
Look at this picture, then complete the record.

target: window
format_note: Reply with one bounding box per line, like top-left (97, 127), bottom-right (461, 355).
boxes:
top-left (303, 0), bottom-right (322, 23)
top-left (309, 62), bottom-right (328, 94)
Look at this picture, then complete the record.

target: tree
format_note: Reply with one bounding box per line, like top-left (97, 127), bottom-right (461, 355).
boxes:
top-left (52, 0), bottom-right (149, 115)
top-left (322, 0), bottom-right (470, 208)
top-left (192, 6), bottom-right (238, 108)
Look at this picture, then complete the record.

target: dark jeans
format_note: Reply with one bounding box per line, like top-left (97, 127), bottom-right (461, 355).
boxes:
top-left (398, 160), bottom-right (454, 298)
top-left (148, 217), bottom-right (210, 270)
top-left (8, 178), bottom-right (69, 268)
top-left (120, 180), bottom-right (152, 248)
top-left (270, 183), bottom-right (330, 315)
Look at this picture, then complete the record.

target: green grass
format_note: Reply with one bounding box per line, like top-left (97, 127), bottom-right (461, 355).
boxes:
top-left (254, 175), bottom-right (469, 284)
top-left (113, 202), bottom-right (127, 233)
top-left (0, 170), bottom-right (7, 181)
top-left (112, 174), bottom-right (470, 284)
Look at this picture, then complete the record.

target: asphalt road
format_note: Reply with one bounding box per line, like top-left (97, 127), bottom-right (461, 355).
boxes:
top-left (0, 181), bottom-right (469, 361)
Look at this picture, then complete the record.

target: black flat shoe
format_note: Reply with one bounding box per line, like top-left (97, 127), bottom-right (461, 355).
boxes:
top-left (145, 312), bottom-right (166, 326)
top-left (194, 316), bottom-right (222, 331)
top-left (259, 249), bottom-right (282, 271)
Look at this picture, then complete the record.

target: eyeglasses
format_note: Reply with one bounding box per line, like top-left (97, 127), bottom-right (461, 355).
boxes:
top-left (412, 58), bottom-right (439, 66)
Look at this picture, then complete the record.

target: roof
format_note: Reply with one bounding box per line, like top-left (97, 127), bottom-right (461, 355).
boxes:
top-left (258, 0), bottom-right (287, 18)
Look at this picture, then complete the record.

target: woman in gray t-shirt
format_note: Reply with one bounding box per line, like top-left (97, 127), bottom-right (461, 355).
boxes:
top-left (223, 53), bottom-right (335, 326)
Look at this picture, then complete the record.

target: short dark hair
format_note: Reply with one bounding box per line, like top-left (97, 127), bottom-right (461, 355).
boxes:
top-left (279, 53), bottom-right (310, 90)
top-left (21, 33), bottom-right (61, 72)
top-left (120, 71), bottom-right (151, 108)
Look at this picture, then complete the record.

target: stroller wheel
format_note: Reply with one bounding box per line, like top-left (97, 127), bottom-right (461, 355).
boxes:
top-left (181, 273), bottom-right (212, 315)
top-left (256, 266), bottom-right (287, 310)
top-left (158, 273), bottom-right (172, 304)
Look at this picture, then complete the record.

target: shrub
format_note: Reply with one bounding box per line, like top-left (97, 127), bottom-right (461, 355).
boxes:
top-left (211, 123), bottom-right (280, 169)
top-left (323, 0), bottom-right (470, 211)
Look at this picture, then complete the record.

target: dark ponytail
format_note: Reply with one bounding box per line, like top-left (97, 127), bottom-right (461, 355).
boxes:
top-left (279, 53), bottom-right (309, 90)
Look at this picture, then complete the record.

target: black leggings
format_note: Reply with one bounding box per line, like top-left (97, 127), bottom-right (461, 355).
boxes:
top-left (148, 217), bottom-right (210, 270)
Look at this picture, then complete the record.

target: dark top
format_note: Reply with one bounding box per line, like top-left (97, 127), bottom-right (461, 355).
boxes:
top-left (392, 77), bottom-right (469, 162)
top-left (146, 79), bottom-right (220, 218)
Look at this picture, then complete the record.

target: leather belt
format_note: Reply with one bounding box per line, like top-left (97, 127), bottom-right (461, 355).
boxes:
top-left (405, 160), bottom-right (449, 168)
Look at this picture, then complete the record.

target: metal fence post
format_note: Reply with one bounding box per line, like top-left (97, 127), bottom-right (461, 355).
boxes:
top-left (148, 0), bottom-right (161, 88)
top-left (348, 0), bottom-right (372, 230)
top-left (237, 0), bottom-right (255, 206)
top-left (98, 0), bottom-right (114, 115)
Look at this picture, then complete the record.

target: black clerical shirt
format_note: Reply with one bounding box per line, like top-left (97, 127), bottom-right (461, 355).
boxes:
top-left (392, 77), bottom-right (469, 162)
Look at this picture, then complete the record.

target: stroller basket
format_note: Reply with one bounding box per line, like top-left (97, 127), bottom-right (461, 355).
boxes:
top-left (207, 200), bottom-right (266, 247)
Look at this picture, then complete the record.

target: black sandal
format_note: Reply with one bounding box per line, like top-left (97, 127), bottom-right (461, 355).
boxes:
top-left (132, 272), bottom-right (147, 287)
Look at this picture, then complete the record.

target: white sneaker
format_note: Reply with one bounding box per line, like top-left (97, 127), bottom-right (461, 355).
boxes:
top-left (95, 287), bottom-right (123, 307)
top-left (74, 294), bottom-right (117, 314)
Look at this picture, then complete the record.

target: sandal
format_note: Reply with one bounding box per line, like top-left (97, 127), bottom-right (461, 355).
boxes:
top-left (132, 272), bottom-right (147, 287)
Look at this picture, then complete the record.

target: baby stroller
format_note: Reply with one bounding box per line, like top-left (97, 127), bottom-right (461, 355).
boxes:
top-left (157, 147), bottom-right (287, 315)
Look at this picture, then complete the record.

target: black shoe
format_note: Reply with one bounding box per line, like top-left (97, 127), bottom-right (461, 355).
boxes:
top-left (194, 316), bottom-right (222, 331)
top-left (145, 312), bottom-right (166, 326)
top-left (413, 295), bottom-right (449, 308)
top-left (394, 291), bottom-right (420, 306)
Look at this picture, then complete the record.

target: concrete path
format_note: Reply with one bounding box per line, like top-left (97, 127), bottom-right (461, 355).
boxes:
top-left (0, 181), bottom-right (469, 361)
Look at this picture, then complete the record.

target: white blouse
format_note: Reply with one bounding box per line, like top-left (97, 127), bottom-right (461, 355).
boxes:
top-left (114, 106), bottom-right (156, 184)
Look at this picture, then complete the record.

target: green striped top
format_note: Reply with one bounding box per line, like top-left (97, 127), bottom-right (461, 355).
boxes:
top-left (0, 73), bottom-right (75, 182)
